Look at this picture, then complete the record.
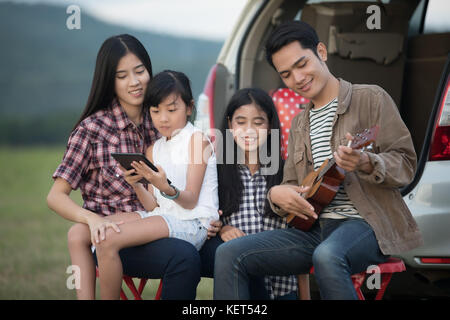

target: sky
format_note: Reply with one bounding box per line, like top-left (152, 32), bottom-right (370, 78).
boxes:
top-left (5, 0), bottom-right (449, 39)
top-left (7, 0), bottom-right (249, 41)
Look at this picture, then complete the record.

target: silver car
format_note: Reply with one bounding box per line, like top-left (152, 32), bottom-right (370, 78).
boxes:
top-left (197, 0), bottom-right (450, 298)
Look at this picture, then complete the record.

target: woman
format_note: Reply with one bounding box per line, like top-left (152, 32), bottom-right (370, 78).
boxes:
top-left (47, 34), bottom-right (203, 299)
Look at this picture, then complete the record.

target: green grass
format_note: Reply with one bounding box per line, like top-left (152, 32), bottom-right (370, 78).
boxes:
top-left (0, 146), bottom-right (213, 299)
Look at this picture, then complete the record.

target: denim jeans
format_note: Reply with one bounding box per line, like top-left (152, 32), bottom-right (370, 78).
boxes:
top-left (200, 235), bottom-right (271, 299)
top-left (94, 237), bottom-right (201, 300)
top-left (201, 235), bottom-right (298, 299)
top-left (214, 218), bottom-right (388, 300)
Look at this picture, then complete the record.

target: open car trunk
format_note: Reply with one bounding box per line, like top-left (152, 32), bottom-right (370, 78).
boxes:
top-left (231, 0), bottom-right (449, 186)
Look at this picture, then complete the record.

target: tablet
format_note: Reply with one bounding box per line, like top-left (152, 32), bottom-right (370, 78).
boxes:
top-left (111, 153), bottom-right (172, 185)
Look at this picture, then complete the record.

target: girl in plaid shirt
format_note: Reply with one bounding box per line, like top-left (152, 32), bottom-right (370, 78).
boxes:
top-left (200, 88), bottom-right (298, 299)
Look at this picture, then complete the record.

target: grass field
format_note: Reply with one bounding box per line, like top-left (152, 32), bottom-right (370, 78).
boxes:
top-left (0, 146), bottom-right (213, 299)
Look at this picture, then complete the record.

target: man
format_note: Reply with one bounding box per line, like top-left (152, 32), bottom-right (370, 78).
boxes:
top-left (213, 21), bottom-right (423, 300)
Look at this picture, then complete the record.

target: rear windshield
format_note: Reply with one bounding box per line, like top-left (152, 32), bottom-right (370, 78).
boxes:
top-left (423, 0), bottom-right (450, 33)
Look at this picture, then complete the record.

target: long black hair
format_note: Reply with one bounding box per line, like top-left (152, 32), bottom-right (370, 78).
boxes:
top-left (73, 34), bottom-right (153, 130)
top-left (217, 88), bottom-right (284, 217)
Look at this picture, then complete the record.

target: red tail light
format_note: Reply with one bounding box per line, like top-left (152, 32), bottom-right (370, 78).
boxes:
top-left (429, 78), bottom-right (450, 161)
top-left (420, 257), bottom-right (450, 264)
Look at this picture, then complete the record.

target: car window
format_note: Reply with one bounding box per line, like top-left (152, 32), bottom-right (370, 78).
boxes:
top-left (423, 0), bottom-right (450, 33)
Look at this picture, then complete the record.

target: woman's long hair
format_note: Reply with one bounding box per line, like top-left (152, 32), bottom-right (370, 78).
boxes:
top-left (217, 88), bottom-right (284, 217)
top-left (72, 34), bottom-right (153, 130)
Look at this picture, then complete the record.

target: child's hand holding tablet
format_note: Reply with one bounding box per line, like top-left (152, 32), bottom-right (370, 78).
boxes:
top-left (111, 153), bottom-right (172, 185)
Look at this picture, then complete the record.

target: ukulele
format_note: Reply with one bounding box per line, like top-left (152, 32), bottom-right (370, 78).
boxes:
top-left (286, 126), bottom-right (379, 231)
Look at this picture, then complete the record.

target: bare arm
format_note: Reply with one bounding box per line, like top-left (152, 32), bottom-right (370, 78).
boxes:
top-left (219, 225), bottom-right (246, 242)
top-left (47, 178), bottom-right (122, 243)
top-left (175, 131), bottom-right (211, 209)
top-left (134, 183), bottom-right (158, 211)
top-left (47, 177), bottom-right (98, 224)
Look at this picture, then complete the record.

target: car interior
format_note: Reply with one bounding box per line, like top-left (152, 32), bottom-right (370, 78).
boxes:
top-left (234, 0), bottom-right (450, 158)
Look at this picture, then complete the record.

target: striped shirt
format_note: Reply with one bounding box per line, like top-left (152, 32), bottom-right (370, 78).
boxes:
top-left (309, 98), bottom-right (361, 219)
top-left (222, 165), bottom-right (298, 298)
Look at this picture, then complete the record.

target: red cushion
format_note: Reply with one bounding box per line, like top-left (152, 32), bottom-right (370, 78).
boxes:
top-left (271, 88), bottom-right (309, 160)
top-left (375, 257), bottom-right (406, 273)
top-left (309, 258), bottom-right (406, 275)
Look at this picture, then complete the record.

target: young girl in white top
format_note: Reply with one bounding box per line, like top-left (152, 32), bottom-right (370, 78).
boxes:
top-left (95, 70), bottom-right (219, 299)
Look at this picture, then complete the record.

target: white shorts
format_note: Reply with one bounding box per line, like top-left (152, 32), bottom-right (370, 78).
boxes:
top-left (136, 211), bottom-right (208, 250)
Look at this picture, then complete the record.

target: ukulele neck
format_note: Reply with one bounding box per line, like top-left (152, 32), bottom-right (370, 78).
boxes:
top-left (317, 158), bottom-right (337, 181)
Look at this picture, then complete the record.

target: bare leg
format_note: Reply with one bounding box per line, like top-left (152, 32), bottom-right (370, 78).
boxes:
top-left (67, 223), bottom-right (96, 300)
top-left (66, 212), bottom-right (141, 300)
top-left (297, 274), bottom-right (311, 300)
top-left (95, 215), bottom-right (170, 300)
top-left (106, 212), bottom-right (141, 224)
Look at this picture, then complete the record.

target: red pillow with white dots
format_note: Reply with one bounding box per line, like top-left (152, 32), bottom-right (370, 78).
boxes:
top-left (271, 88), bottom-right (309, 160)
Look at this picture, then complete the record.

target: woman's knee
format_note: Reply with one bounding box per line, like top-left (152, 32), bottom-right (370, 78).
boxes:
top-left (67, 223), bottom-right (91, 249)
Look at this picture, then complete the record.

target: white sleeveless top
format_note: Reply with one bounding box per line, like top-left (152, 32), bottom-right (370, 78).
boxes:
top-left (150, 122), bottom-right (219, 228)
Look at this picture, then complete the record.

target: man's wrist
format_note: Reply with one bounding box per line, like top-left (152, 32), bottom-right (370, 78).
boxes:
top-left (358, 152), bottom-right (373, 174)
top-left (268, 187), bottom-right (279, 208)
top-left (268, 187), bottom-right (288, 217)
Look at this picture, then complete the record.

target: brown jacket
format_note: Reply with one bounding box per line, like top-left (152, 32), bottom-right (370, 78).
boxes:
top-left (269, 78), bottom-right (423, 255)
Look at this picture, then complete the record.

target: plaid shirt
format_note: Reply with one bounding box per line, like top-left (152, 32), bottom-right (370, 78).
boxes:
top-left (53, 99), bottom-right (159, 215)
top-left (222, 165), bottom-right (298, 299)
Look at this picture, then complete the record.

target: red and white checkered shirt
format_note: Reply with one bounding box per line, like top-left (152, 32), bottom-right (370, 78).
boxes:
top-left (53, 99), bottom-right (159, 215)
